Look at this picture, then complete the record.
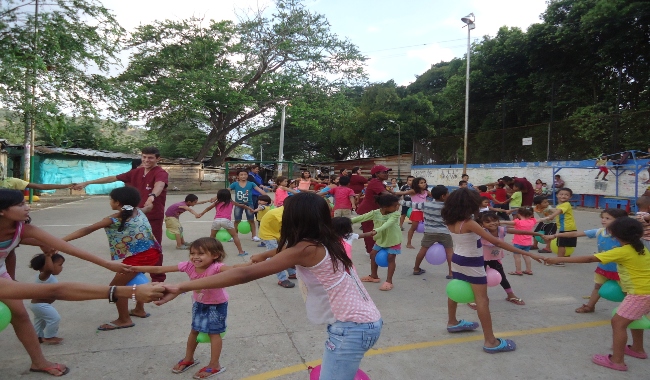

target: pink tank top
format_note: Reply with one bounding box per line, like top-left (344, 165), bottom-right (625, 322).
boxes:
top-left (298, 179), bottom-right (312, 191)
top-left (0, 222), bottom-right (23, 277)
top-left (411, 191), bottom-right (427, 203)
top-left (275, 188), bottom-right (289, 206)
top-left (295, 248), bottom-right (381, 325)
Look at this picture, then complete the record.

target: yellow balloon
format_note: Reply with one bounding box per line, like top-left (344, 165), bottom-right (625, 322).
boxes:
top-left (24, 195), bottom-right (40, 202)
top-left (550, 239), bottom-right (575, 256)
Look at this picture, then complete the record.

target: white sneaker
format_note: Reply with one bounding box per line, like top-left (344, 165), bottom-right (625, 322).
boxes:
top-left (228, 238), bottom-right (233, 242)
top-left (252, 236), bottom-right (261, 242)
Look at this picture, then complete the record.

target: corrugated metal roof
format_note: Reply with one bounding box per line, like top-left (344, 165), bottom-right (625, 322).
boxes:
top-left (35, 146), bottom-right (139, 160)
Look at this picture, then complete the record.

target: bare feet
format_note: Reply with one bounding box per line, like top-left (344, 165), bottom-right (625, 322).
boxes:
top-left (40, 337), bottom-right (64, 345)
top-left (406, 244), bottom-right (415, 249)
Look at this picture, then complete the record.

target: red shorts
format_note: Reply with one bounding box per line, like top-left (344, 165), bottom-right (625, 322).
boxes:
top-left (599, 166), bottom-right (609, 174)
top-left (410, 210), bottom-right (424, 222)
top-left (122, 247), bottom-right (162, 266)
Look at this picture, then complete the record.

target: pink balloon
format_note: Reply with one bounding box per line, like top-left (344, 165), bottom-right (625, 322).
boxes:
top-left (309, 365), bottom-right (371, 380)
top-left (416, 221), bottom-right (425, 233)
top-left (486, 267), bottom-right (502, 287)
top-left (425, 243), bottom-right (447, 265)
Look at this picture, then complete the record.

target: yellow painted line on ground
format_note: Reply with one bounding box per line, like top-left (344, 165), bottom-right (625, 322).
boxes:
top-left (240, 319), bottom-right (610, 380)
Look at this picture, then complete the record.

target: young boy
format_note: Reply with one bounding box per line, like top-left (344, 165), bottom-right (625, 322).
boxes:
top-left (532, 196), bottom-right (556, 253)
top-left (229, 169), bottom-right (267, 241)
top-left (164, 194), bottom-right (209, 249)
top-left (403, 185), bottom-right (454, 279)
top-left (595, 156), bottom-right (609, 181)
top-left (458, 180), bottom-right (468, 188)
top-left (258, 205), bottom-right (296, 288)
top-left (251, 194), bottom-right (273, 247)
top-left (326, 175), bottom-right (356, 218)
top-left (399, 176), bottom-right (414, 231)
top-left (539, 188), bottom-right (577, 264)
top-left (636, 196), bottom-right (650, 251)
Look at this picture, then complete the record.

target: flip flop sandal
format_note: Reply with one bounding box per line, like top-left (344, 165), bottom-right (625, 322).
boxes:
top-left (379, 282), bottom-right (394, 291)
top-left (172, 359), bottom-right (200, 374)
top-left (361, 276), bottom-right (380, 283)
top-left (592, 354), bottom-right (628, 371)
top-left (192, 366), bottom-right (226, 379)
top-left (483, 338), bottom-right (516, 353)
top-left (447, 319), bottom-right (479, 333)
top-left (97, 322), bottom-right (135, 331)
top-left (468, 303), bottom-right (477, 310)
top-left (522, 271), bottom-right (533, 275)
top-left (508, 271), bottom-right (524, 276)
top-left (625, 345), bottom-right (648, 359)
top-left (412, 269), bottom-right (426, 275)
top-left (29, 363), bottom-right (70, 376)
top-left (506, 297), bottom-right (525, 305)
top-left (129, 309), bottom-right (151, 318)
top-left (575, 304), bottom-right (595, 313)
top-left (445, 275), bottom-right (453, 279)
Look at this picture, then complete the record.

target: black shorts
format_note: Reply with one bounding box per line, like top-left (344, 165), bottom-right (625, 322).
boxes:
top-left (401, 205), bottom-right (410, 216)
top-left (557, 231), bottom-right (577, 247)
top-left (534, 222), bottom-right (557, 236)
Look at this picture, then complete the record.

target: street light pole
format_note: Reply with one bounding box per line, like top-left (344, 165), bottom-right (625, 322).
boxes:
top-left (389, 120), bottom-right (401, 182)
top-left (461, 13), bottom-right (475, 174)
top-left (24, 0), bottom-right (39, 203)
top-left (260, 142), bottom-right (269, 162)
top-left (277, 103), bottom-right (290, 175)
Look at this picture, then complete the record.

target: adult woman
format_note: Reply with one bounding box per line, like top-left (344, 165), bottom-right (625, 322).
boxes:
top-left (356, 165), bottom-right (394, 254)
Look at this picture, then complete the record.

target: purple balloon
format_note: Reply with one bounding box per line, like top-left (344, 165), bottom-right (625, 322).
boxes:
top-left (310, 365), bottom-right (371, 380)
top-left (425, 243), bottom-right (447, 265)
top-left (486, 267), bottom-right (502, 287)
top-left (416, 221), bottom-right (425, 233)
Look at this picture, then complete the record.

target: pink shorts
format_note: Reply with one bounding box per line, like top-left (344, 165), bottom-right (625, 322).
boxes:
top-left (0, 271), bottom-right (11, 279)
top-left (616, 294), bottom-right (650, 320)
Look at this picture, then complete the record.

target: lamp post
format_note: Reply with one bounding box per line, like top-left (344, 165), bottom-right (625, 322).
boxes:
top-left (277, 103), bottom-right (290, 175)
top-left (260, 142), bottom-right (270, 162)
top-left (389, 119), bottom-right (401, 182)
top-left (461, 13), bottom-right (475, 174)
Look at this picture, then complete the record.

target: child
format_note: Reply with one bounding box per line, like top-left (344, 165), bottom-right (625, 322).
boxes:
top-left (404, 185), bottom-right (454, 279)
top-left (251, 194), bottom-right (273, 226)
top-left (198, 189), bottom-right (250, 257)
top-left (474, 212), bottom-right (544, 307)
top-left (328, 175), bottom-right (357, 218)
top-left (398, 176), bottom-right (414, 230)
top-left (479, 197), bottom-right (504, 213)
top-left (257, 205), bottom-right (297, 288)
top-left (490, 182), bottom-right (509, 220)
top-left (156, 193), bottom-right (382, 379)
top-left (441, 188), bottom-right (543, 353)
top-left (0, 189), bottom-right (128, 376)
top-left (274, 176), bottom-right (300, 207)
top-left (595, 156), bottom-right (609, 181)
top-left (635, 196), bottom-right (650, 252)
top-left (29, 252), bottom-right (65, 345)
top-left (229, 169), bottom-right (267, 241)
top-left (130, 238), bottom-right (250, 378)
top-left (507, 182), bottom-right (523, 213)
top-left (503, 207), bottom-right (537, 276)
top-left (352, 194), bottom-right (401, 291)
top-left (478, 185), bottom-right (493, 200)
top-left (165, 194), bottom-right (210, 249)
top-left (548, 209), bottom-right (629, 313)
top-left (544, 218), bottom-right (650, 372)
top-left (539, 188), bottom-right (577, 264)
top-left (532, 196), bottom-right (556, 253)
top-left (458, 180), bottom-right (468, 188)
top-left (63, 186), bottom-right (162, 330)
top-left (394, 177), bottom-right (428, 249)
top-left (332, 217), bottom-right (376, 259)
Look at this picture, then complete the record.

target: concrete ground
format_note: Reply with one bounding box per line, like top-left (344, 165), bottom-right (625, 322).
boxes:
top-left (2, 194), bottom-right (649, 380)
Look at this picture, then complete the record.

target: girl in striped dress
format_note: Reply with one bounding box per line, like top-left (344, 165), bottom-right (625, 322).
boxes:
top-left (441, 188), bottom-right (543, 353)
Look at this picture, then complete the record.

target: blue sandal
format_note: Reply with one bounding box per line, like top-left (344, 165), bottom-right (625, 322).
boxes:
top-left (483, 338), bottom-right (516, 353)
top-left (447, 319), bottom-right (479, 333)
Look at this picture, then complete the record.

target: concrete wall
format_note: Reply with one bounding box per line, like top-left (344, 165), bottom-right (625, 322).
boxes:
top-left (35, 156), bottom-right (131, 195)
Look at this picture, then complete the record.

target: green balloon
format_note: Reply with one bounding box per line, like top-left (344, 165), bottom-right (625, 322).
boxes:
top-left (534, 235), bottom-right (545, 244)
top-left (196, 330), bottom-right (227, 343)
top-left (0, 301), bottom-right (11, 332)
top-left (406, 208), bottom-right (412, 218)
top-left (446, 279), bottom-right (475, 303)
top-left (216, 229), bottom-right (231, 242)
top-left (612, 307), bottom-right (650, 329)
top-left (238, 221), bottom-right (251, 234)
top-left (165, 229), bottom-right (178, 240)
top-left (599, 280), bottom-right (625, 302)
top-left (270, 205), bottom-right (276, 209)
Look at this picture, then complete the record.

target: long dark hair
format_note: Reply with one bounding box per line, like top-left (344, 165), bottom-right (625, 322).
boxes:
top-left (332, 217), bottom-right (353, 238)
top-left (277, 193), bottom-right (351, 272)
top-left (441, 188), bottom-right (481, 225)
top-left (0, 189), bottom-right (24, 211)
top-left (609, 217), bottom-right (646, 254)
top-left (412, 177), bottom-right (427, 194)
top-left (109, 186), bottom-right (140, 232)
top-left (215, 189), bottom-right (232, 210)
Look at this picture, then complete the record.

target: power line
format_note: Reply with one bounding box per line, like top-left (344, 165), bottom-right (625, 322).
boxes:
top-left (361, 38), bottom-right (466, 54)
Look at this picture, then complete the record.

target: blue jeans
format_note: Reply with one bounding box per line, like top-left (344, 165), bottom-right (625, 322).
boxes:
top-left (320, 319), bottom-right (383, 380)
top-left (262, 239), bottom-right (296, 281)
top-left (233, 205), bottom-right (254, 222)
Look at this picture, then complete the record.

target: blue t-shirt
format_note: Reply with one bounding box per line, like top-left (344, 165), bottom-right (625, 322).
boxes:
top-left (585, 228), bottom-right (619, 273)
top-left (229, 181), bottom-right (256, 206)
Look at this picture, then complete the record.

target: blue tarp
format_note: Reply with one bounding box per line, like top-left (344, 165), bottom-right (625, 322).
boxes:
top-left (35, 157), bottom-right (130, 195)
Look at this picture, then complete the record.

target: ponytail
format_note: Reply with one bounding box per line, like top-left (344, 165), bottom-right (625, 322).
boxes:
top-left (108, 186), bottom-right (141, 232)
top-left (118, 205), bottom-right (134, 232)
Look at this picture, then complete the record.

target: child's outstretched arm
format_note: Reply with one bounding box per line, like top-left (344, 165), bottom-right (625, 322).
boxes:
top-left (372, 211), bottom-right (400, 234)
top-left (233, 201), bottom-right (252, 211)
top-left (467, 220), bottom-right (544, 262)
top-left (542, 230), bottom-right (586, 241)
top-left (179, 205), bottom-right (201, 218)
top-left (129, 265), bottom-right (179, 274)
top-left (545, 255), bottom-right (600, 265)
top-left (506, 229), bottom-right (545, 238)
top-left (498, 220), bottom-right (515, 226)
top-left (350, 211), bottom-right (374, 224)
top-left (198, 202), bottom-right (216, 217)
top-left (539, 208), bottom-right (562, 223)
top-left (250, 248), bottom-right (279, 263)
top-left (63, 217), bottom-right (113, 241)
top-left (358, 230), bottom-right (377, 239)
top-left (219, 261), bottom-right (254, 271)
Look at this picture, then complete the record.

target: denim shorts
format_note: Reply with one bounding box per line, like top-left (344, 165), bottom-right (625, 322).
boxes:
top-left (512, 244), bottom-right (531, 254)
top-left (191, 301), bottom-right (228, 334)
top-left (320, 319), bottom-right (383, 380)
top-left (233, 206), bottom-right (254, 222)
top-left (373, 244), bottom-right (401, 255)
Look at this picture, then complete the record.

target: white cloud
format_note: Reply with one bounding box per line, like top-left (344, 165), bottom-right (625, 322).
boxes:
top-left (406, 44), bottom-right (456, 67)
top-left (367, 26), bottom-right (380, 33)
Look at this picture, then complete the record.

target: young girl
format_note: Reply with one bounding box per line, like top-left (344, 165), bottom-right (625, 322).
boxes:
top-left (395, 177), bottom-right (428, 249)
top-left (155, 193), bottom-right (382, 379)
top-left (352, 194), bottom-right (401, 291)
top-left (274, 176), bottom-right (299, 207)
top-left (473, 212), bottom-right (544, 308)
top-left (198, 189), bottom-right (250, 257)
top-left (534, 179), bottom-right (544, 195)
top-left (539, 187), bottom-right (577, 264)
top-left (545, 218), bottom-right (650, 372)
top-left (441, 188), bottom-right (543, 353)
top-left (129, 237), bottom-right (250, 379)
top-left (503, 207), bottom-right (537, 276)
top-left (331, 217), bottom-right (376, 259)
top-left (546, 208), bottom-right (628, 313)
top-left (63, 186), bottom-right (161, 330)
top-left (29, 252), bottom-right (65, 345)
top-left (297, 171), bottom-right (319, 191)
top-left (0, 189), bottom-right (129, 376)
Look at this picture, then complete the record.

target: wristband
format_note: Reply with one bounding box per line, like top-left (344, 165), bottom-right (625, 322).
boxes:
top-left (108, 285), bottom-right (117, 304)
top-left (148, 193), bottom-right (157, 198)
top-left (131, 284), bottom-right (137, 303)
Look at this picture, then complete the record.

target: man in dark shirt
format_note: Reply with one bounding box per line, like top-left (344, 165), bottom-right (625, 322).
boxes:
top-left (502, 176), bottom-right (535, 206)
top-left (348, 166), bottom-right (368, 194)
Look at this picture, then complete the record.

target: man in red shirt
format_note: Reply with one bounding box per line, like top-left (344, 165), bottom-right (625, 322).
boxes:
top-left (356, 165), bottom-right (393, 253)
top-left (74, 147), bottom-right (169, 282)
top-left (348, 166), bottom-right (368, 194)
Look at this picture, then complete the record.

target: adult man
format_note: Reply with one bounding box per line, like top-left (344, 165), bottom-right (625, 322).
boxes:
top-left (356, 165), bottom-right (394, 254)
top-left (348, 166), bottom-right (368, 195)
top-left (502, 176), bottom-right (535, 206)
top-left (73, 147), bottom-right (168, 281)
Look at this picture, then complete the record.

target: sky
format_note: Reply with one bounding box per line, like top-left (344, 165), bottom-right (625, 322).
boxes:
top-left (101, 0), bottom-right (549, 85)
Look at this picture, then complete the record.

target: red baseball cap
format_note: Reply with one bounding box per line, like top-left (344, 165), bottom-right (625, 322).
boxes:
top-left (370, 165), bottom-right (392, 175)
